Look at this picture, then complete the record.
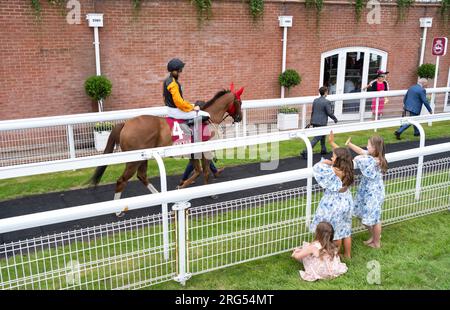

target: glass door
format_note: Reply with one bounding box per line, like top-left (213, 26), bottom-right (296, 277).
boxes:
top-left (341, 51), bottom-right (365, 119)
top-left (321, 48), bottom-right (387, 121)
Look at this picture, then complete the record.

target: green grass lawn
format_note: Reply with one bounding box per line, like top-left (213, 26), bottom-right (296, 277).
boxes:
top-left (150, 211), bottom-right (450, 290)
top-left (1, 121), bottom-right (449, 201)
top-left (1, 122), bottom-right (448, 290)
top-left (1, 165), bottom-right (448, 290)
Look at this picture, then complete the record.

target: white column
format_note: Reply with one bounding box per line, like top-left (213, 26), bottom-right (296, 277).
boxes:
top-left (93, 27), bottom-right (103, 112)
top-left (419, 26), bottom-right (428, 67)
top-left (429, 56), bottom-right (439, 126)
top-left (94, 27), bottom-right (101, 76)
top-left (281, 26), bottom-right (288, 98)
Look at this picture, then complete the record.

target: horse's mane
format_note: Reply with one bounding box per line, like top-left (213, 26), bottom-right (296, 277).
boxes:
top-left (201, 89), bottom-right (231, 109)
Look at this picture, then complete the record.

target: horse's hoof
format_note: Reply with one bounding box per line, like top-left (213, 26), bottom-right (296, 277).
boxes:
top-left (115, 211), bottom-right (126, 218)
top-left (211, 195), bottom-right (219, 200)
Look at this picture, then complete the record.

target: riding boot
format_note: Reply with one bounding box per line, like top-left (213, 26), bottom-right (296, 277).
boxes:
top-left (186, 116), bottom-right (210, 127)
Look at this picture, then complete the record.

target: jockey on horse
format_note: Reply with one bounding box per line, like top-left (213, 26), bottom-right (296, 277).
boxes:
top-left (164, 58), bottom-right (210, 137)
top-left (90, 58), bottom-right (244, 217)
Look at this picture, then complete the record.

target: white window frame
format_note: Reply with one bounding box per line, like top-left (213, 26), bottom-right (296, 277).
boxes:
top-left (444, 67), bottom-right (450, 112)
top-left (320, 47), bottom-right (388, 121)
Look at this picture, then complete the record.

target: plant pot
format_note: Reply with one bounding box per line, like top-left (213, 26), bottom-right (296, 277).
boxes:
top-left (94, 131), bottom-right (111, 152)
top-left (277, 113), bottom-right (299, 130)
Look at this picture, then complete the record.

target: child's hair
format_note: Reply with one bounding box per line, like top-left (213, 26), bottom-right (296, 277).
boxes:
top-left (315, 222), bottom-right (338, 259)
top-left (369, 135), bottom-right (388, 174)
top-left (333, 147), bottom-right (354, 187)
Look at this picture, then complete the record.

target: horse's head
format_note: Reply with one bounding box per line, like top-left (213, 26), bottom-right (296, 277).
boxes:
top-left (228, 83), bottom-right (244, 123)
top-left (202, 83), bottom-right (244, 124)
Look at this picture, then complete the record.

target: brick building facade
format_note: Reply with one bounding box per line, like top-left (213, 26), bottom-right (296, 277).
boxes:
top-left (1, 0), bottom-right (449, 120)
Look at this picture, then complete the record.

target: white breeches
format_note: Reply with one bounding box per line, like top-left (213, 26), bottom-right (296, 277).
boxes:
top-left (167, 107), bottom-right (210, 120)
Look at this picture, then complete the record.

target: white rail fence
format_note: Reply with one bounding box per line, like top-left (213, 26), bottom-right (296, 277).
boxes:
top-left (1, 87), bottom-right (450, 167)
top-left (0, 150), bottom-right (449, 289)
top-left (0, 114), bottom-right (449, 289)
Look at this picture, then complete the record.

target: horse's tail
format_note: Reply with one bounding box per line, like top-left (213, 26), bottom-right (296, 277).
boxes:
top-left (90, 123), bottom-right (124, 187)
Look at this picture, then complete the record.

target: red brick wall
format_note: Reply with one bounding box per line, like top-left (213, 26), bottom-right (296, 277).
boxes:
top-left (1, 0), bottom-right (449, 120)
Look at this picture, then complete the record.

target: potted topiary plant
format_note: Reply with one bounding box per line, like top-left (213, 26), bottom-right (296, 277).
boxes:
top-left (278, 69), bottom-right (302, 95)
top-left (278, 69), bottom-right (301, 130)
top-left (84, 75), bottom-right (112, 112)
top-left (417, 63), bottom-right (436, 80)
top-left (93, 121), bottom-right (114, 152)
top-left (277, 106), bottom-right (299, 130)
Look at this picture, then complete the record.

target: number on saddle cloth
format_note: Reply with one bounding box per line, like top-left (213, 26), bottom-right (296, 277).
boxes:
top-left (165, 117), bottom-right (212, 144)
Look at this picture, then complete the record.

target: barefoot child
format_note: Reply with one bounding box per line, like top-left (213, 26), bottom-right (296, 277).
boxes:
top-left (310, 146), bottom-right (354, 258)
top-left (345, 135), bottom-right (387, 248)
top-left (292, 222), bottom-right (348, 281)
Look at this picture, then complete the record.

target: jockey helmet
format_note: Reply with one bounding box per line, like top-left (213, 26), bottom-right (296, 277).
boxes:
top-left (167, 58), bottom-right (185, 72)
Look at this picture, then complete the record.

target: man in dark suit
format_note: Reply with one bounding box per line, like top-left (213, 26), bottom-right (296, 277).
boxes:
top-left (394, 78), bottom-right (432, 140)
top-left (300, 86), bottom-right (338, 159)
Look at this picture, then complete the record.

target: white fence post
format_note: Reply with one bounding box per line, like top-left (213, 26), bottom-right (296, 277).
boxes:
top-left (152, 151), bottom-right (170, 261)
top-left (242, 108), bottom-right (247, 136)
top-left (374, 97), bottom-right (379, 132)
top-left (408, 119), bottom-right (426, 200)
top-left (234, 122), bottom-right (240, 138)
top-left (173, 201), bottom-right (191, 286)
top-left (67, 125), bottom-right (76, 159)
top-left (359, 98), bottom-right (365, 122)
top-left (296, 133), bottom-right (314, 227)
top-left (301, 104), bottom-right (307, 129)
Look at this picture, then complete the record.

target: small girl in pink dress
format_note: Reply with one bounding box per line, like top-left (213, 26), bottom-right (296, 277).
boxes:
top-left (292, 222), bottom-right (348, 281)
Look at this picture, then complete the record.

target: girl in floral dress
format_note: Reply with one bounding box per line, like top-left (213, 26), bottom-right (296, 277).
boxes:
top-left (345, 135), bottom-right (387, 248)
top-left (329, 132), bottom-right (387, 248)
top-left (292, 222), bottom-right (348, 281)
top-left (310, 147), bottom-right (354, 258)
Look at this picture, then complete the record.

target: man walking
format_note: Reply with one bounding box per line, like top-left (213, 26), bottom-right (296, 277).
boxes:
top-left (300, 86), bottom-right (338, 159)
top-left (394, 78), bottom-right (432, 140)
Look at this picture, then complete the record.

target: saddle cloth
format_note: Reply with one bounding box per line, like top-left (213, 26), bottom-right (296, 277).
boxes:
top-left (165, 118), bottom-right (214, 143)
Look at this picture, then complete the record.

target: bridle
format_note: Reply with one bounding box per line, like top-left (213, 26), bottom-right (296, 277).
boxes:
top-left (223, 83), bottom-right (244, 124)
top-left (221, 96), bottom-right (242, 124)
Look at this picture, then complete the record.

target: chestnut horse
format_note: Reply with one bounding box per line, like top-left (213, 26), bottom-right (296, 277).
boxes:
top-left (90, 85), bottom-right (244, 215)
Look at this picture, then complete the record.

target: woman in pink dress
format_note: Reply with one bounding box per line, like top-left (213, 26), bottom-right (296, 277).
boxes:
top-left (364, 70), bottom-right (389, 118)
top-left (292, 222), bottom-right (348, 281)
